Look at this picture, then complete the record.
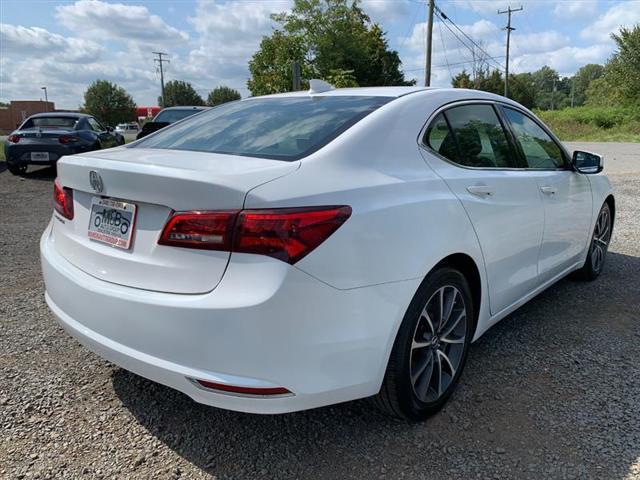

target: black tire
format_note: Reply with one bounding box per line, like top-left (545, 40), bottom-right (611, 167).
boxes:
top-left (374, 267), bottom-right (474, 421)
top-left (574, 202), bottom-right (612, 281)
top-left (8, 163), bottom-right (27, 176)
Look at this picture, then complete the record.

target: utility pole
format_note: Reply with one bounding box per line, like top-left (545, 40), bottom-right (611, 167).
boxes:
top-left (153, 52), bottom-right (170, 106)
top-left (292, 61), bottom-right (301, 91)
top-left (41, 87), bottom-right (48, 111)
top-left (424, 0), bottom-right (435, 86)
top-left (498, 5), bottom-right (523, 98)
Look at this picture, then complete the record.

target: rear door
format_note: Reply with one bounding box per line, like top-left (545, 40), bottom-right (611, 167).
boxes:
top-left (420, 103), bottom-right (544, 315)
top-left (500, 106), bottom-right (592, 281)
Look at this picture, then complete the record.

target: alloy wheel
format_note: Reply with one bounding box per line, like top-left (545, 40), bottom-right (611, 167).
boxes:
top-left (591, 206), bottom-right (611, 273)
top-left (409, 285), bottom-right (467, 403)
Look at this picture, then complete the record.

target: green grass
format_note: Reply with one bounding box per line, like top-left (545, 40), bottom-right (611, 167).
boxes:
top-left (0, 141), bottom-right (5, 162)
top-left (536, 106), bottom-right (640, 142)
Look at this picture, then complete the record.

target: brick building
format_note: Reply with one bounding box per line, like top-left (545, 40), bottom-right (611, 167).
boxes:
top-left (0, 100), bottom-right (56, 132)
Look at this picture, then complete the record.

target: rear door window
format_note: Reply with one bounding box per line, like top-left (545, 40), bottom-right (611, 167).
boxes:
top-left (135, 96), bottom-right (392, 161)
top-left (440, 104), bottom-right (516, 168)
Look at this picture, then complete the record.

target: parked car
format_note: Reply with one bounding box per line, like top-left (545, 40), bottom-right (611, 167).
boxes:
top-left (4, 112), bottom-right (121, 175)
top-left (114, 123), bottom-right (140, 135)
top-left (136, 106), bottom-right (208, 140)
top-left (41, 86), bottom-right (614, 420)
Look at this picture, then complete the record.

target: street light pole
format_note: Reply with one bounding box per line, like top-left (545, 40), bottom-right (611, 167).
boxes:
top-left (41, 87), bottom-right (48, 111)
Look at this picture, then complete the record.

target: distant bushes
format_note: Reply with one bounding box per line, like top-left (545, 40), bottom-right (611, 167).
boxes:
top-left (536, 106), bottom-right (640, 142)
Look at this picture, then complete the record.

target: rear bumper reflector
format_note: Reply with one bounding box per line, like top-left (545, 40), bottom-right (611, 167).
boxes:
top-left (190, 378), bottom-right (293, 397)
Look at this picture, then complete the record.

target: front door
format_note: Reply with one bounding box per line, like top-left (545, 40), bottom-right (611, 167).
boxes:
top-left (500, 107), bottom-right (592, 281)
top-left (421, 103), bottom-right (544, 315)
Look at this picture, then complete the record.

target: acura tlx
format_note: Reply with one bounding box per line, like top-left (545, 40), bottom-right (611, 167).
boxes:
top-left (41, 82), bottom-right (614, 420)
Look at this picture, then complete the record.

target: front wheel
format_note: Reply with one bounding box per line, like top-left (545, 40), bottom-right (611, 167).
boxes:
top-left (374, 267), bottom-right (474, 421)
top-left (574, 202), bottom-right (612, 281)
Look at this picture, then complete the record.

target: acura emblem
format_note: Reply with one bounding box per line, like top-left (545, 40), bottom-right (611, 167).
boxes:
top-left (89, 171), bottom-right (104, 193)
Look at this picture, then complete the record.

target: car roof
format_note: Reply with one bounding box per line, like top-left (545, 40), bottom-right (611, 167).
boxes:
top-left (28, 112), bottom-right (90, 118)
top-left (252, 86), bottom-right (507, 101)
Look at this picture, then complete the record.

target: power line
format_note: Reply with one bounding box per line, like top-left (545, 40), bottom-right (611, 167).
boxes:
top-left (434, 4), bottom-right (506, 72)
top-left (438, 20), bottom-right (454, 82)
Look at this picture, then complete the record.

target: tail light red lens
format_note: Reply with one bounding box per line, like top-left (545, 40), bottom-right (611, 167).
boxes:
top-left (59, 135), bottom-right (78, 144)
top-left (158, 211), bottom-right (238, 250)
top-left (235, 206), bottom-right (352, 264)
top-left (53, 179), bottom-right (74, 220)
top-left (7, 134), bottom-right (20, 143)
top-left (159, 206), bottom-right (351, 264)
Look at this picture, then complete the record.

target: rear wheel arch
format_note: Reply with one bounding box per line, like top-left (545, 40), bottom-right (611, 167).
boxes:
top-left (604, 194), bottom-right (615, 230)
top-left (432, 253), bottom-right (482, 335)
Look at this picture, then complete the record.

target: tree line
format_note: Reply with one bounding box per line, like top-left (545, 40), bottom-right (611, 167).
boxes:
top-left (80, 0), bottom-right (639, 127)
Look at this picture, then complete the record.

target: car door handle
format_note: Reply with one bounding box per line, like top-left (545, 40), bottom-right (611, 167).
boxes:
top-left (540, 186), bottom-right (557, 196)
top-left (466, 185), bottom-right (495, 197)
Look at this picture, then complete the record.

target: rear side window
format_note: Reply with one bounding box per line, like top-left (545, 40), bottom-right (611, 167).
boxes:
top-left (440, 105), bottom-right (515, 168)
top-left (87, 117), bottom-right (105, 132)
top-left (503, 107), bottom-right (566, 169)
top-left (135, 96), bottom-right (392, 161)
top-left (22, 117), bottom-right (78, 129)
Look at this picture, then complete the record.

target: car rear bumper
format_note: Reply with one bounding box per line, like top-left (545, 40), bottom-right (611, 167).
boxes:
top-left (40, 222), bottom-right (417, 413)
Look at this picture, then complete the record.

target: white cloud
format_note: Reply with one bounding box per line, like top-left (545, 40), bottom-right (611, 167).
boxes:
top-left (55, 0), bottom-right (189, 44)
top-left (0, 24), bottom-right (103, 63)
top-left (554, 0), bottom-right (598, 20)
top-left (580, 1), bottom-right (640, 43)
top-left (362, 0), bottom-right (411, 22)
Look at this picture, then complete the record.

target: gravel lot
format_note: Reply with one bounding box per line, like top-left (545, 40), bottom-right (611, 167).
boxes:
top-left (1, 142), bottom-right (639, 479)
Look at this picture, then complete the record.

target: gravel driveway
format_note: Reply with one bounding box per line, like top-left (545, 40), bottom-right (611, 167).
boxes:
top-left (1, 142), bottom-right (639, 479)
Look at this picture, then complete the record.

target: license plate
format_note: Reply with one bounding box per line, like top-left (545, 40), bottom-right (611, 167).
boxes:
top-left (30, 152), bottom-right (49, 161)
top-left (88, 197), bottom-right (137, 249)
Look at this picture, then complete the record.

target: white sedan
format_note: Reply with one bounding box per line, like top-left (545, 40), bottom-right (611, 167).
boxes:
top-left (41, 85), bottom-right (614, 420)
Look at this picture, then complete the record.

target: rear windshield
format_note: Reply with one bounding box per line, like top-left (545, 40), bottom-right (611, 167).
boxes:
top-left (154, 109), bottom-right (204, 124)
top-left (135, 96), bottom-right (392, 161)
top-left (22, 117), bottom-right (79, 129)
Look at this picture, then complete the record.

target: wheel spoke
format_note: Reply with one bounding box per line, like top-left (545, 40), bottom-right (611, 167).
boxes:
top-left (437, 349), bottom-right (456, 377)
top-left (441, 287), bottom-right (456, 331)
top-left (412, 349), bottom-right (434, 386)
top-left (432, 351), bottom-right (443, 397)
top-left (437, 288), bottom-right (445, 330)
top-left (412, 338), bottom-right (431, 350)
top-left (420, 310), bottom-right (436, 336)
top-left (440, 309), bottom-right (465, 340)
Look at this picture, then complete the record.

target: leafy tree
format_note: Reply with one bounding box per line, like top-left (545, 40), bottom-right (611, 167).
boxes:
top-left (508, 72), bottom-right (536, 109)
top-left (82, 80), bottom-right (136, 126)
top-left (589, 25), bottom-right (640, 107)
top-left (248, 30), bottom-right (310, 96)
top-left (248, 0), bottom-right (413, 95)
top-left (160, 80), bottom-right (204, 107)
top-left (451, 70), bottom-right (473, 89)
top-left (207, 86), bottom-right (241, 106)
top-left (325, 69), bottom-right (358, 87)
top-left (571, 64), bottom-right (604, 106)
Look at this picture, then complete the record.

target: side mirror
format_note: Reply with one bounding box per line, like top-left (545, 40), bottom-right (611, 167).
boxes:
top-left (572, 150), bottom-right (603, 174)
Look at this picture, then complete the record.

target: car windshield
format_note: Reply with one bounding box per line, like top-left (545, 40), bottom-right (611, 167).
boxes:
top-left (153, 109), bottom-right (204, 124)
top-left (134, 96), bottom-right (391, 161)
top-left (22, 117), bottom-right (79, 129)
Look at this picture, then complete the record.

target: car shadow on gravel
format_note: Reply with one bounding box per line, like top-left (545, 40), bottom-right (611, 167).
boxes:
top-left (112, 251), bottom-right (640, 479)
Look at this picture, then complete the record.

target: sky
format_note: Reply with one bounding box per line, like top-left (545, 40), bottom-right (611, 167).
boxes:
top-left (1, 0), bottom-right (639, 109)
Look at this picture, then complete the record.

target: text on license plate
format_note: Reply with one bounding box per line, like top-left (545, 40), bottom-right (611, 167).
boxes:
top-left (30, 152), bottom-right (49, 161)
top-left (87, 197), bottom-right (136, 249)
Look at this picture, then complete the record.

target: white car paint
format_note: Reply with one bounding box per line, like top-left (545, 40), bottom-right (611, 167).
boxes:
top-left (41, 87), bottom-right (614, 413)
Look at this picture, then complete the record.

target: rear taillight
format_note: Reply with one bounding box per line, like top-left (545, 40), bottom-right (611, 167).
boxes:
top-left (158, 211), bottom-right (237, 250)
top-left (53, 179), bottom-right (74, 220)
top-left (7, 134), bottom-right (20, 143)
top-left (159, 206), bottom-right (351, 264)
top-left (59, 135), bottom-right (78, 144)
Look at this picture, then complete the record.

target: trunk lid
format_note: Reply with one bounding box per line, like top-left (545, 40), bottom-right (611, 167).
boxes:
top-left (52, 147), bottom-right (299, 293)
